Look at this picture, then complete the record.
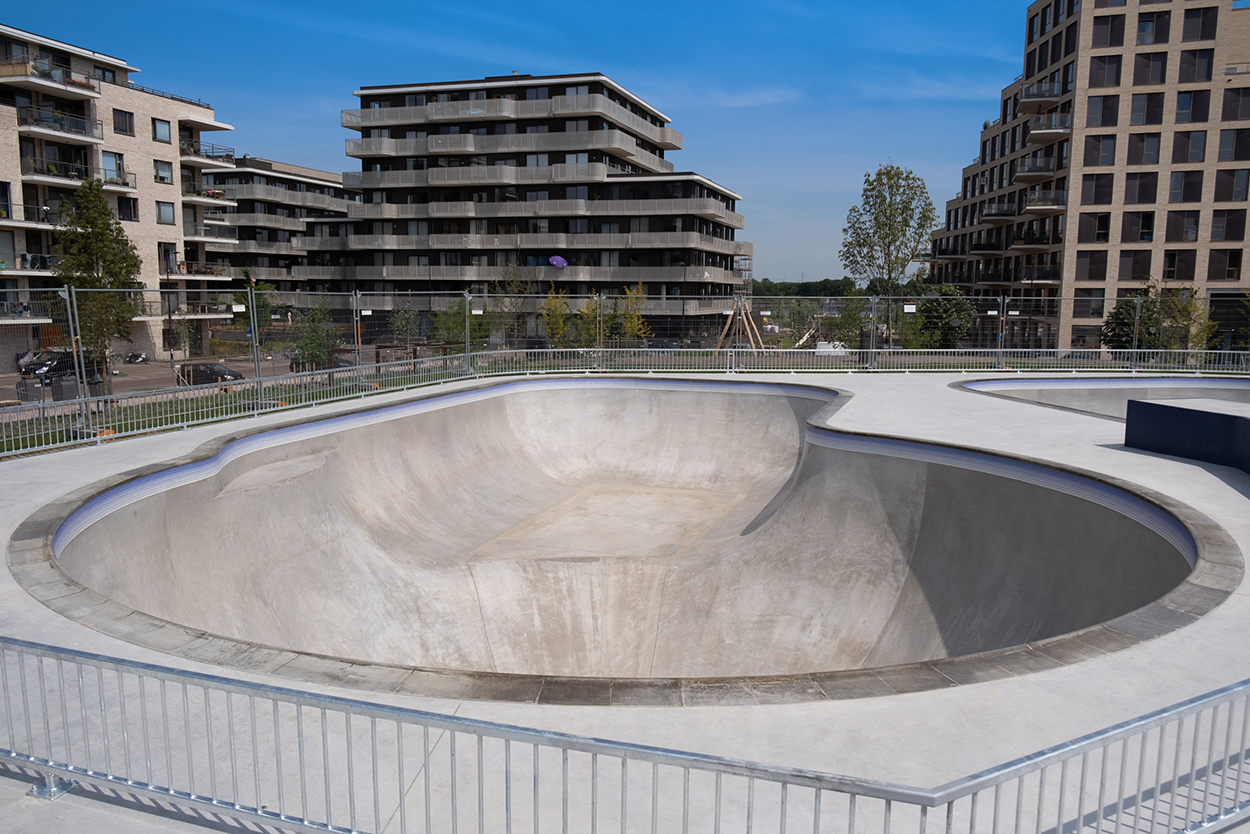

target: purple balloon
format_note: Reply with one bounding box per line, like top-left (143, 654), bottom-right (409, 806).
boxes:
top-left (548, 256), bottom-right (568, 269)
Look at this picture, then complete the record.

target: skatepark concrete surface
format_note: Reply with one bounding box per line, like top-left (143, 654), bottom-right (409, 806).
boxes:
top-left (3, 372), bottom-right (1250, 832)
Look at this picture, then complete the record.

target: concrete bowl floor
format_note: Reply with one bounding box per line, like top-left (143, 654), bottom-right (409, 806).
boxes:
top-left (17, 377), bottom-right (1215, 695)
top-left (6, 373), bottom-right (1250, 834)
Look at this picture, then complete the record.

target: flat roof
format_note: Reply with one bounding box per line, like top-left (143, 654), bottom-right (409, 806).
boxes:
top-left (0, 23), bottom-right (139, 73)
top-left (355, 73), bottom-right (671, 125)
top-left (205, 159), bottom-right (350, 190)
top-left (607, 172), bottom-right (743, 202)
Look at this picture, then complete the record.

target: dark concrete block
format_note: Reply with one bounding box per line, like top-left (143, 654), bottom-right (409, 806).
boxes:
top-left (876, 664), bottom-right (956, 694)
top-left (749, 678), bottom-right (828, 705)
top-left (1125, 400), bottom-right (1250, 474)
top-left (680, 681), bottom-right (758, 706)
top-left (812, 672), bottom-right (898, 701)
top-left (537, 679), bottom-right (612, 706)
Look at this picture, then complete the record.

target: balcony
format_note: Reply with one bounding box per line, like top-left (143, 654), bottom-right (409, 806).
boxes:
top-left (0, 252), bottom-right (58, 274)
top-left (0, 202), bottom-right (67, 228)
top-left (181, 181), bottom-right (237, 205)
top-left (1026, 113), bottom-right (1073, 145)
top-left (350, 265), bottom-right (741, 284)
top-left (969, 240), bottom-right (1007, 257)
top-left (981, 203), bottom-right (1019, 225)
top-left (167, 261), bottom-right (233, 281)
top-left (1014, 157), bottom-right (1056, 184)
top-left (354, 162), bottom-right (610, 189)
top-left (935, 246), bottom-right (965, 261)
top-left (1019, 81), bottom-right (1062, 112)
top-left (1021, 267), bottom-right (1062, 284)
top-left (0, 58), bottom-right (100, 100)
top-left (342, 93), bottom-right (683, 151)
top-left (134, 297), bottom-right (236, 320)
top-left (19, 157), bottom-right (138, 190)
top-left (1024, 190), bottom-right (1068, 216)
top-left (180, 139), bottom-right (236, 167)
top-left (348, 197), bottom-right (745, 228)
top-left (228, 184), bottom-right (351, 211)
top-left (16, 107), bottom-right (103, 144)
top-left (183, 223), bottom-right (239, 242)
top-left (1010, 230), bottom-right (1054, 251)
top-left (207, 212), bottom-right (306, 232)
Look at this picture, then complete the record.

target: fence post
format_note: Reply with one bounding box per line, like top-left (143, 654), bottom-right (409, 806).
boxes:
top-left (869, 296), bottom-right (879, 371)
top-left (727, 349), bottom-right (735, 374)
top-left (463, 289), bottom-right (471, 376)
top-left (997, 295), bottom-right (1006, 370)
top-left (1131, 297), bottom-right (1143, 372)
top-left (247, 284), bottom-right (263, 412)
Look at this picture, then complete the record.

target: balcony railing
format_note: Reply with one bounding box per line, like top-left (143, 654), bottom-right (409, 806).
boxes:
top-left (1022, 267), bottom-right (1062, 282)
top-left (0, 203), bottom-right (65, 225)
top-left (0, 251), bottom-right (58, 271)
top-left (15, 107), bottom-right (102, 140)
top-left (19, 157), bottom-right (138, 188)
top-left (180, 139), bottom-right (236, 164)
top-left (135, 298), bottom-right (235, 318)
top-left (181, 181), bottom-right (236, 201)
top-left (172, 261), bottom-right (231, 277)
top-left (0, 58), bottom-right (100, 94)
top-left (1025, 190), bottom-right (1068, 208)
top-left (1015, 157), bottom-right (1057, 177)
top-left (1012, 230), bottom-right (1053, 247)
top-left (971, 240), bottom-right (1006, 253)
top-left (1027, 113), bottom-right (1073, 132)
top-left (981, 203), bottom-right (1018, 220)
top-left (1020, 81), bottom-right (1062, 100)
top-left (183, 222), bottom-right (239, 240)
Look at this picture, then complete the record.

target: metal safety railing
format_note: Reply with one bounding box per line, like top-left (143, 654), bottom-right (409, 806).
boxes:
top-left (3, 348), bottom-right (1250, 459)
top-left (2, 635), bottom-right (1250, 834)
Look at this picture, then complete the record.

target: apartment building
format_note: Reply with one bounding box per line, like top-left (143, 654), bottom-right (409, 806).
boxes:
top-left (0, 23), bottom-right (238, 360)
top-left (927, 0), bottom-right (1250, 350)
top-left (201, 156), bottom-right (360, 290)
top-left (340, 73), bottom-right (752, 310)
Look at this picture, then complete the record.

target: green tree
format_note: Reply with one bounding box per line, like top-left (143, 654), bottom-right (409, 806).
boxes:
top-left (433, 297), bottom-right (489, 348)
top-left (752, 277), bottom-right (859, 298)
top-left (1101, 291), bottom-right (1164, 350)
top-left (574, 295), bottom-right (603, 348)
top-left (539, 285), bottom-right (571, 347)
top-left (840, 165), bottom-right (936, 345)
top-left (489, 263), bottom-right (538, 347)
top-left (620, 282), bottom-right (653, 342)
top-left (390, 303), bottom-right (423, 351)
top-left (291, 302), bottom-right (340, 369)
top-left (917, 287), bottom-right (976, 349)
top-left (231, 270), bottom-right (277, 346)
top-left (819, 297), bottom-right (870, 348)
top-left (54, 179), bottom-right (143, 391)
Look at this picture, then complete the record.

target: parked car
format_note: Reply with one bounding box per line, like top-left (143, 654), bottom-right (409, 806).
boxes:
top-left (21, 351), bottom-right (104, 386)
top-left (177, 362), bottom-right (245, 386)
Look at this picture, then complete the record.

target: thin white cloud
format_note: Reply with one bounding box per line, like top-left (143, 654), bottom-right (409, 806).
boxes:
top-left (704, 86), bottom-right (802, 109)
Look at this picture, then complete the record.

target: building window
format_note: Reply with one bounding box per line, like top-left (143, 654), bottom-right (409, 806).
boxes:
top-left (1172, 132), bottom-right (1207, 164)
top-left (1087, 95), bottom-right (1119, 127)
top-left (1133, 53), bottom-right (1168, 85)
top-left (1176, 91), bottom-right (1210, 124)
top-left (1074, 288), bottom-right (1107, 317)
top-left (1224, 89), bottom-right (1250, 122)
top-left (1211, 210), bottom-right (1246, 241)
top-left (152, 118), bottom-right (170, 143)
top-left (1162, 250), bottom-right (1197, 281)
top-left (1089, 55), bottom-right (1122, 87)
top-left (117, 196), bottom-right (138, 222)
top-left (1166, 210), bottom-right (1201, 242)
top-left (153, 160), bottom-right (173, 184)
top-left (1130, 93), bottom-right (1164, 125)
top-left (1219, 130), bottom-right (1250, 162)
top-left (155, 201), bottom-right (175, 225)
top-left (1082, 174), bottom-right (1115, 204)
top-left (564, 120), bottom-right (589, 133)
top-left (1122, 211), bottom-right (1156, 242)
top-left (112, 109), bottom-right (134, 136)
top-left (1120, 250), bottom-right (1153, 281)
top-left (1181, 7), bottom-right (1219, 42)
top-left (1214, 170), bottom-right (1250, 201)
top-left (404, 94), bottom-right (426, 107)
top-left (1079, 213), bottom-right (1113, 243)
top-left (1092, 15), bottom-right (1126, 48)
top-left (1209, 250), bottom-right (1243, 281)
top-left (1076, 253), bottom-right (1110, 282)
top-left (1169, 171), bottom-right (1204, 202)
top-left (1093, 0), bottom-right (1127, 7)
top-left (1085, 135), bottom-right (1117, 166)
top-left (1137, 11), bottom-right (1171, 45)
top-left (1179, 50), bottom-right (1215, 83)
top-left (1128, 133), bottom-right (1161, 165)
top-left (92, 65), bottom-right (115, 84)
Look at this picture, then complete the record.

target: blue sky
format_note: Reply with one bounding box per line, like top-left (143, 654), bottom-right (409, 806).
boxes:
top-left (7, 0), bottom-right (1028, 282)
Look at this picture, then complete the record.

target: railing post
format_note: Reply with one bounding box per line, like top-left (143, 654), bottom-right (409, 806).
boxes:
top-left (248, 284), bottom-right (263, 412)
top-left (997, 295), bottom-right (1006, 370)
top-left (27, 771), bottom-right (78, 801)
top-left (869, 297), bottom-right (879, 371)
top-left (463, 290), bottom-right (471, 377)
top-left (1131, 297), bottom-right (1143, 373)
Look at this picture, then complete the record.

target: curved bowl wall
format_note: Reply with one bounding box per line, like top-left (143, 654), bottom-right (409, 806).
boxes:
top-left (52, 379), bottom-right (1194, 679)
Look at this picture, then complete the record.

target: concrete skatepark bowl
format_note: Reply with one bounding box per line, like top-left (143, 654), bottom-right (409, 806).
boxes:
top-left (38, 378), bottom-right (1203, 700)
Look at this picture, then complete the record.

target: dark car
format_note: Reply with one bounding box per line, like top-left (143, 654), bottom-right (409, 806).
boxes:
top-left (22, 352), bottom-right (104, 386)
top-left (177, 362), bottom-right (245, 386)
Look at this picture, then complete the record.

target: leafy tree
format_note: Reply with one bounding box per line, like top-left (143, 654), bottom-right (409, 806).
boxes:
top-left (917, 287), bottom-right (976, 349)
top-left (574, 295), bottom-right (603, 348)
top-left (490, 263), bottom-right (538, 347)
top-left (54, 179), bottom-right (143, 391)
top-left (291, 303), bottom-right (341, 369)
top-left (390, 303), bottom-right (423, 351)
top-left (620, 282), bottom-right (653, 342)
top-left (1101, 290), bottom-right (1164, 350)
top-left (539, 285), bottom-right (571, 347)
top-left (1160, 288), bottom-right (1218, 350)
top-left (752, 277), bottom-right (859, 298)
top-left (433, 297), bottom-right (489, 348)
top-left (840, 165), bottom-right (936, 344)
top-left (783, 299), bottom-right (820, 345)
top-left (840, 165), bottom-right (936, 297)
top-left (819, 297), bottom-right (870, 348)
top-left (231, 270), bottom-right (277, 345)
